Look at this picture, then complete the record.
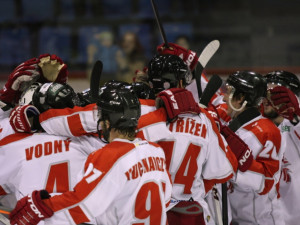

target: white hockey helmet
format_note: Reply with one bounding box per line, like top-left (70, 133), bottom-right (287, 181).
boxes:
top-left (18, 82), bottom-right (42, 106)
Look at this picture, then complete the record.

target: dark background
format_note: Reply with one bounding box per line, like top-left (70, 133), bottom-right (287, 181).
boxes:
top-left (1, 0), bottom-right (300, 83)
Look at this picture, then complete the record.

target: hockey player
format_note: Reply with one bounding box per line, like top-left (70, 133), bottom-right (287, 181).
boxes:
top-left (263, 70), bottom-right (300, 225)
top-left (136, 54), bottom-right (238, 225)
top-left (9, 84), bottom-right (172, 225)
top-left (0, 82), bottom-right (107, 225)
top-left (221, 71), bottom-right (285, 225)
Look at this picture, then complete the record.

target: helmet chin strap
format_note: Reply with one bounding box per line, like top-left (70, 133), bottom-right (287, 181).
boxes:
top-left (228, 89), bottom-right (248, 112)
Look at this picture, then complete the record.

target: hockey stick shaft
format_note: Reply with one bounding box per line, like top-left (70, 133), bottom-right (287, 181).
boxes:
top-left (90, 60), bottom-right (103, 102)
top-left (195, 40), bottom-right (220, 101)
top-left (150, 0), bottom-right (169, 47)
top-left (199, 74), bottom-right (222, 107)
top-left (0, 206), bottom-right (10, 225)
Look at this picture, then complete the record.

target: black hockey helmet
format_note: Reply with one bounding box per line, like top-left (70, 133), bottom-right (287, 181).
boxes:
top-left (97, 81), bottom-right (141, 129)
top-left (32, 82), bottom-right (78, 112)
top-left (148, 54), bottom-right (191, 94)
top-left (227, 71), bottom-right (267, 107)
top-left (131, 82), bottom-right (155, 99)
top-left (265, 71), bottom-right (300, 96)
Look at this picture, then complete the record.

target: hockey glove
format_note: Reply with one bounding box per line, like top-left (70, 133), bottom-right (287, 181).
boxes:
top-left (205, 103), bottom-right (222, 130)
top-left (220, 126), bottom-right (253, 172)
top-left (37, 54), bottom-right (68, 84)
top-left (9, 105), bottom-right (40, 133)
top-left (268, 86), bottom-right (300, 121)
top-left (156, 88), bottom-right (200, 120)
top-left (9, 190), bottom-right (53, 225)
top-left (157, 43), bottom-right (199, 71)
top-left (0, 58), bottom-right (40, 105)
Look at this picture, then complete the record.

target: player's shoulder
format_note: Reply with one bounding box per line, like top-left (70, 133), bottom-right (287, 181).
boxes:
top-left (245, 116), bottom-right (280, 134)
top-left (0, 133), bottom-right (33, 147)
top-left (139, 99), bottom-right (155, 106)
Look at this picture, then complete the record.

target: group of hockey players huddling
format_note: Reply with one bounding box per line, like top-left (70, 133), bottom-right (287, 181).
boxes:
top-left (0, 42), bottom-right (300, 225)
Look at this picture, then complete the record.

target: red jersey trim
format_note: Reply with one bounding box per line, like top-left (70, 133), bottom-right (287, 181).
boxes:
top-left (0, 133), bottom-right (32, 147)
top-left (39, 104), bottom-right (96, 123)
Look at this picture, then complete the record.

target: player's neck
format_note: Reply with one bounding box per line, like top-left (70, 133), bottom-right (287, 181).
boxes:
top-left (109, 129), bottom-right (134, 142)
top-left (272, 116), bottom-right (284, 126)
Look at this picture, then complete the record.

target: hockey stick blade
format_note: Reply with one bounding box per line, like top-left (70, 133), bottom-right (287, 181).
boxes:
top-left (198, 40), bottom-right (220, 68)
top-left (199, 74), bottom-right (223, 107)
top-left (90, 60), bottom-right (103, 102)
top-left (195, 40), bottom-right (220, 101)
top-left (150, 0), bottom-right (169, 47)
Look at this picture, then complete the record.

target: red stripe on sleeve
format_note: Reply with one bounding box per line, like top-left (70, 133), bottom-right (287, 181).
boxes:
top-left (67, 114), bottom-right (86, 136)
top-left (39, 104), bottom-right (96, 123)
top-left (68, 206), bottom-right (90, 224)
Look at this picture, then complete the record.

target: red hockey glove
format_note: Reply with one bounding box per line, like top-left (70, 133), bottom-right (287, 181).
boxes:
top-left (157, 43), bottom-right (199, 71)
top-left (0, 58), bottom-right (40, 104)
top-left (220, 126), bottom-right (253, 172)
top-left (9, 105), bottom-right (40, 133)
top-left (37, 54), bottom-right (68, 84)
top-left (156, 88), bottom-right (200, 120)
top-left (10, 190), bottom-right (53, 225)
top-left (268, 86), bottom-right (300, 121)
top-left (205, 103), bottom-right (222, 130)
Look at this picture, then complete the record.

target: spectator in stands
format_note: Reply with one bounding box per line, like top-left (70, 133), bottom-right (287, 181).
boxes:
top-left (87, 30), bottom-right (120, 82)
top-left (115, 31), bottom-right (147, 83)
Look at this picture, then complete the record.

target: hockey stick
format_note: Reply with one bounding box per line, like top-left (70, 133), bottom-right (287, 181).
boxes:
top-left (0, 206), bottom-right (10, 225)
top-left (90, 60), bottom-right (103, 102)
top-left (195, 40), bottom-right (220, 102)
top-left (150, 0), bottom-right (169, 47)
top-left (199, 74), bottom-right (222, 107)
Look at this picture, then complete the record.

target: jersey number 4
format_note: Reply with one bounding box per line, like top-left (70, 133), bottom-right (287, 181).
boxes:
top-left (44, 161), bottom-right (70, 192)
top-left (158, 141), bottom-right (201, 194)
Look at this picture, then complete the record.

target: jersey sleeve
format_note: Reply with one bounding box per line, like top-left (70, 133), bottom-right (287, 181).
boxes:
top-left (137, 108), bottom-right (172, 142)
top-left (200, 110), bottom-right (237, 193)
top-left (39, 104), bottom-right (97, 137)
top-left (234, 120), bottom-right (282, 194)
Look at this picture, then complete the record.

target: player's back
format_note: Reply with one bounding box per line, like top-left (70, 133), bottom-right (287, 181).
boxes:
top-left (73, 138), bottom-right (172, 225)
top-left (156, 112), bottom-right (234, 214)
top-left (0, 132), bottom-right (104, 199)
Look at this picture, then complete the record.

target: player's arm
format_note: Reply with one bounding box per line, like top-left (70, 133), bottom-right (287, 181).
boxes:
top-left (201, 110), bottom-right (237, 193)
top-left (39, 104), bottom-right (98, 137)
top-left (233, 130), bottom-right (282, 194)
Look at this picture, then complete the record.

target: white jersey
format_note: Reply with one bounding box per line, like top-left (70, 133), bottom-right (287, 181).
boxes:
top-left (0, 132), bottom-right (105, 224)
top-left (137, 107), bottom-right (237, 224)
top-left (278, 119), bottom-right (300, 225)
top-left (43, 138), bottom-right (172, 225)
top-left (0, 117), bottom-right (14, 140)
top-left (228, 114), bottom-right (285, 225)
top-left (39, 100), bottom-right (156, 137)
